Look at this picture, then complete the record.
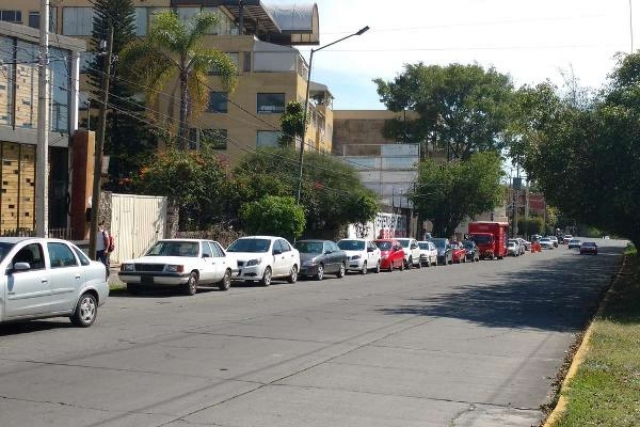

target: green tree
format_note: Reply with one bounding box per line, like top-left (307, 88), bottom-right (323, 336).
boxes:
top-left (278, 101), bottom-right (305, 148)
top-left (231, 148), bottom-right (378, 238)
top-left (517, 217), bottom-right (544, 237)
top-left (119, 11), bottom-right (237, 149)
top-left (240, 196), bottom-right (305, 241)
top-left (136, 139), bottom-right (229, 229)
top-left (374, 63), bottom-right (514, 160)
top-left (411, 152), bottom-right (504, 237)
top-left (88, 0), bottom-right (157, 190)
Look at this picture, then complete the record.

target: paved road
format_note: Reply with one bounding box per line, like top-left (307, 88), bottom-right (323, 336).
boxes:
top-left (0, 238), bottom-right (626, 427)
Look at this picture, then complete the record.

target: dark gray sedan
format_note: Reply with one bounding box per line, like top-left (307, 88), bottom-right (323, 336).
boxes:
top-left (295, 240), bottom-right (348, 281)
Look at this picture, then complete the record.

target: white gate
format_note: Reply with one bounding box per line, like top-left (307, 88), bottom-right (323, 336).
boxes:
top-left (109, 194), bottom-right (167, 265)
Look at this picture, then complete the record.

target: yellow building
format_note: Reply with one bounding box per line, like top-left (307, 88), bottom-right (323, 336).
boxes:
top-left (1, 1), bottom-right (334, 165)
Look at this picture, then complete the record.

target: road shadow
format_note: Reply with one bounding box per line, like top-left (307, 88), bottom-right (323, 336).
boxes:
top-left (0, 320), bottom-right (73, 336)
top-left (378, 244), bottom-right (624, 332)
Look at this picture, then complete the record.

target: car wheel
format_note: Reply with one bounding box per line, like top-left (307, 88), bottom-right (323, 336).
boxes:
top-left (416, 257), bottom-right (422, 268)
top-left (218, 269), bottom-right (232, 291)
top-left (337, 263), bottom-right (346, 278)
top-left (375, 261), bottom-right (381, 273)
top-left (261, 267), bottom-right (272, 287)
top-left (361, 261), bottom-right (368, 275)
top-left (400, 260), bottom-right (405, 271)
top-left (127, 283), bottom-right (141, 295)
top-left (70, 292), bottom-right (98, 327)
top-left (315, 264), bottom-right (324, 281)
top-left (182, 272), bottom-right (198, 296)
top-left (287, 265), bottom-right (298, 284)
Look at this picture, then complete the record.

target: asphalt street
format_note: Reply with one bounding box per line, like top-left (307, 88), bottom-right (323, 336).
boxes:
top-left (0, 238), bottom-right (626, 427)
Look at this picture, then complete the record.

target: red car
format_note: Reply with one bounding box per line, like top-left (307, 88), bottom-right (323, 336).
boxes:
top-left (580, 241), bottom-right (598, 255)
top-left (374, 239), bottom-right (405, 271)
top-left (450, 241), bottom-right (468, 263)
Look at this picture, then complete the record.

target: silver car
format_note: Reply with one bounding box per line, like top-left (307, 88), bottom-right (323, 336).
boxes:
top-left (0, 237), bottom-right (109, 327)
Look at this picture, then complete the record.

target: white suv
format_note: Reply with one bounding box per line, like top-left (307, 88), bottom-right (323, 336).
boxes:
top-left (227, 236), bottom-right (300, 286)
top-left (396, 238), bottom-right (422, 269)
top-left (337, 238), bottom-right (381, 274)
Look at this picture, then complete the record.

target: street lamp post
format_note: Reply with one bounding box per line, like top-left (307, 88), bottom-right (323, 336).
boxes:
top-left (295, 26), bottom-right (370, 205)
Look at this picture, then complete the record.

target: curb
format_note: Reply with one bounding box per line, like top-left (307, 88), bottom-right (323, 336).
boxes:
top-left (542, 253), bottom-right (628, 427)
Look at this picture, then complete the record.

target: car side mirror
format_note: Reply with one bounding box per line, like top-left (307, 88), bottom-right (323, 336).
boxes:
top-left (12, 262), bottom-right (31, 272)
top-left (273, 249), bottom-right (282, 255)
top-left (202, 253), bottom-right (211, 258)
top-left (324, 250), bottom-right (332, 255)
top-left (367, 248), bottom-right (374, 253)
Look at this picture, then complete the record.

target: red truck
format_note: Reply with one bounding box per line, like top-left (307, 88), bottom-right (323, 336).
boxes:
top-left (468, 221), bottom-right (509, 260)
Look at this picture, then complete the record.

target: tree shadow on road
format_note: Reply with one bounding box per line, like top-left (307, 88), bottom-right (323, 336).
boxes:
top-left (378, 245), bottom-right (624, 332)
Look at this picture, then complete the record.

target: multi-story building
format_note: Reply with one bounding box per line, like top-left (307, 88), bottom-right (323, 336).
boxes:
top-left (0, 20), bottom-right (85, 235)
top-left (2, 1), bottom-right (334, 166)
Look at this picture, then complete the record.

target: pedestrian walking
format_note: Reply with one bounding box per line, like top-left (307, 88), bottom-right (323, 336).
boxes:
top-left (96, 221), bottom-right (111, 268)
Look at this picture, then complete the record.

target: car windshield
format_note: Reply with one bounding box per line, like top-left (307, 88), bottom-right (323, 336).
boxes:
top-left (397, 239), bottom-right (410, 248)
top-left (540, 238), bottom-right (551, 242)
top-left (582, 242), bottom-right (596, 247)
top-left (470, 234), bottom-right (492, 244)
top-left (375, 241), bottom-right (392, 251)
top-left (227, 238), bottom-right (271, 253)
top-left (337, 240), bottom-right (365, 251)
top-left (418, 242), bottom-right (430, 250)
top-left (431, 239), bottom-right (447, 249)
top-left (146, 241), bottom-right (200, 257)
top-left (508, 242), bottom-right (516, 247)
top-left (571, 239), bottom-right (581, 243)
top-left (295, 241), bottom-right (323, 254)
top-left (0, 242), bottom-right (15, 262)
top-left (463, 241), bottom-right (474, 249)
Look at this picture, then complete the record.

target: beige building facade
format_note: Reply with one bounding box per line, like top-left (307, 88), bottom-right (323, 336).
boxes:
top-left (1, 1), bottom-right (334, 166)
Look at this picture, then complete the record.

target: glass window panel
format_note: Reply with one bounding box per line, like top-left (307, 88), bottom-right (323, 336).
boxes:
top-left (256, 131), bottom-right (282, 148)
top-left (0, 11), bottom-right (22, 23)
top-left (176, 7), bottom-right (199, 29)
top-left (28, 12), bottom-right (39, 29)
top-left (202, 129), bottom-right (227, 150)
top-left (63, 7), bottom-right (94, 36)
top-left (49, 47), bottom-right (70, 133)
top-left (243, 51), bottom-right (252, 72)
top-left (134, 8), bottom-right (147, 36)
top-left (0, 36), bottom-right (14, 128)
top-left (207, 92), bottom-right (227, 113)
top-left (47, 242), bottom-right (79, 268)
top-left (15, 41), bottom-right (38, 129)
top-left (257, 93), bottom-right (285, 114)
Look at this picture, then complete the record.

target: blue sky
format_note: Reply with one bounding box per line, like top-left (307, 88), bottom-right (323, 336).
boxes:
top-left (272, 0), bottom-right (636, 110)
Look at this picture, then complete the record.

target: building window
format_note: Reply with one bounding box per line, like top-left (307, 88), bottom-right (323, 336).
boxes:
top-left (28, 12), bottom-right (39, 29)
top-left (134, 8), bottom-right (147, 36)
top-left (188, 127), bottom-right (198, 150)
top-left (62, 7), bottom-right (94, 36)
top-left (208, 92), bottom-right (227, 113)
top-left (243, 51), bottom-right (252, 72)
top-left (256, 130), bottom-right (282, 148)
top-left (210, 52), bottom-right (239, 75)
top-left (0, 36), bottom-right (14, 128)
top-left (202, 129), bottom-right (227, 150)
top-left (0, 11), bottom-right (22, 23)
top-left (257, 93), bottom-right (285, 114)
top-left (79, 52), bottom-right (95, 74)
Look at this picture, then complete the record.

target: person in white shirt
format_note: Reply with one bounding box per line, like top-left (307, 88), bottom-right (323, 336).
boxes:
top-left (96, 221), bottom-right (110, 268)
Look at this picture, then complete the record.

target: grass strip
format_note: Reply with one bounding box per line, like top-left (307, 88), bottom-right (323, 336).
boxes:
top-left (551, 246), bottom-right (640, 427)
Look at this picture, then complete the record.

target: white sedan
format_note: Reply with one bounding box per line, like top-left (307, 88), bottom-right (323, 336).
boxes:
top-left (227, 236), bottom-right (300, 286)
top-left (397, 238), bottom-right (422, 268)
top-left (539, 237), bottom-right (555, 249)
top-left (417, 241), bottom-right (438, 266)
top-left (336, 238), bottom-right (381, 274)
top-left (119, 239), bottom-right (237, 295)
top-left (0, 237), bottom-right (109, 327)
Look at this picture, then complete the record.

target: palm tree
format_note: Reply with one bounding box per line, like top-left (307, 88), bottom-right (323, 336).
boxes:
top-left (120, 11), bottom-right (237, 149)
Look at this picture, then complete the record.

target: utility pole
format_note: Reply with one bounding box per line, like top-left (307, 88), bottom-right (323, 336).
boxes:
top-left (88, 24), bottom-right (114, 259)
top-left (36, 0), bottom-right (50, 237)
